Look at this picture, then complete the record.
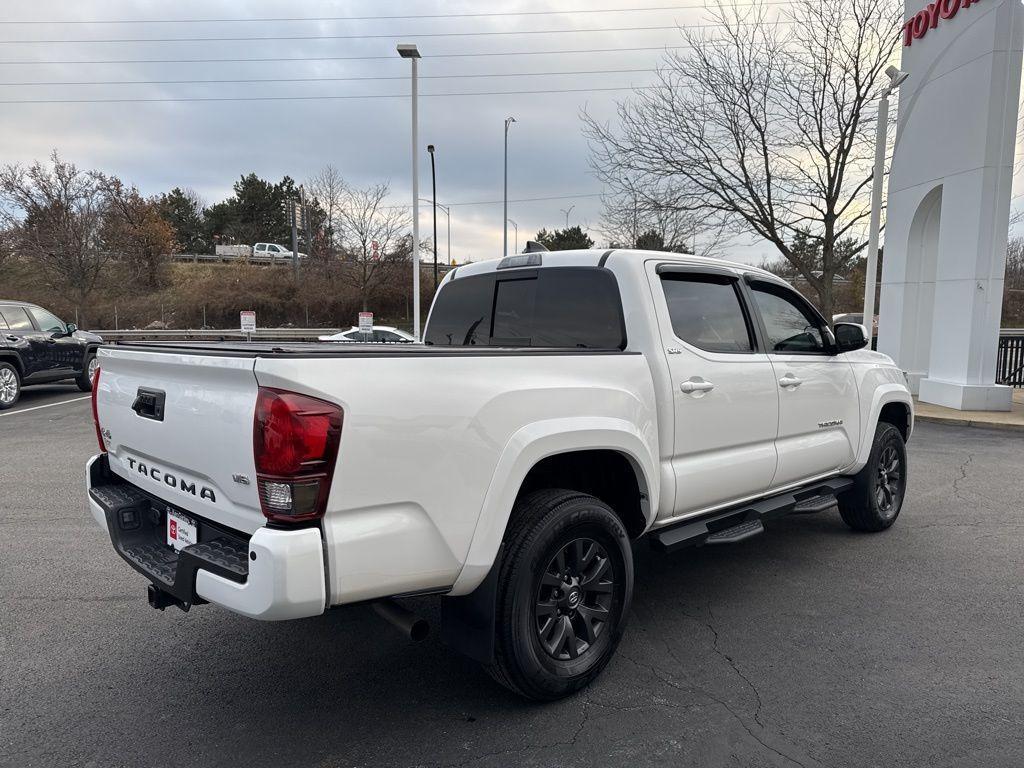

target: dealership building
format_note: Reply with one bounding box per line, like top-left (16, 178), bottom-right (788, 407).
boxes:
top-left (878, 0), bottom-right (1023, 410)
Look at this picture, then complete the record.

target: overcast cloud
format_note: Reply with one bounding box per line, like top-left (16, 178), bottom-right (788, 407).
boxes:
top-left (3, 1), bottom-right (1023, 264)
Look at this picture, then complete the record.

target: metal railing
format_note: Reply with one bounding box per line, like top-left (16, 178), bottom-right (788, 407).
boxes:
top-left (997, 329), bottom-right (1024, 387)
top-left (93, 328), bottom-right (342, 342)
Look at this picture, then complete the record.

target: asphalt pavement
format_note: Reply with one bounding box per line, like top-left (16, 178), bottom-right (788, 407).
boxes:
top-left (2, 401), bottom-right (1023, 768)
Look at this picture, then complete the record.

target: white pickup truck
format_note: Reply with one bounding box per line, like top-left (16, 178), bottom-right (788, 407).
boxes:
top-left (86, 248), bottom-right (912, 700)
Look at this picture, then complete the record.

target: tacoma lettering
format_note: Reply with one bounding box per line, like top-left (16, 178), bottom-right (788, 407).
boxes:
top-left (123, 456), bottom-right (216, 503)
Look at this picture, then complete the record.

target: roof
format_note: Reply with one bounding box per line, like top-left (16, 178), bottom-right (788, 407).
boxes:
top-left (0, 300), bottom-right (38, 308)
top-left (451, 248), bottom-right (779, 281)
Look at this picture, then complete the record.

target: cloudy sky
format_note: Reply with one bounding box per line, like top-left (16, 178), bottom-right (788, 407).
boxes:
top-left (0, 0), bottom-right (791, 263)
top-left (2, 1), bottom-right (1023, 264)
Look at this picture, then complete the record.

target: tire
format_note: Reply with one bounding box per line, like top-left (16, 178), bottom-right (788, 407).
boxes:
top-left (0, 361), bottom-right (21, 410)
top-left (486, 489), bottom-right (634, 700)
top-left (837, 422), bottom-right (907, 532)
top-left (76, 352), bottom-right (98, 392)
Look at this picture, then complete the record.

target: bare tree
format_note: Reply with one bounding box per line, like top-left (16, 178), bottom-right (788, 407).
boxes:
top-left (0, 151), bottom-right (110, 325)
top-left (337, 182), bottom-right (412, 311)
top-left (585, 0), bottom-right (902, 317)
top-left (599, 185), bottom-right (728, 255)
top-left (306, 165), bottom-right (347, 261)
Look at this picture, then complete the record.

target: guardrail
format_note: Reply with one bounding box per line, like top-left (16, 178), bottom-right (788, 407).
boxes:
top-left (92, 328), bottom-right (343, 342)
top-left (172, 253), bottom-right (298, 265)
top-left (997, 329), bottom-right (1024, 387)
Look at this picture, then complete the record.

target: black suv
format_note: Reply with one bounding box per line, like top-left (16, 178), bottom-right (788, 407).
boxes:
top-left (0, 301), bottom-right (103, 409)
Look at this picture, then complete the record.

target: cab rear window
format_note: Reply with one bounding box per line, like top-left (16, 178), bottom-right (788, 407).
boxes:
top-left (425, 267), bottom-right (626, 349)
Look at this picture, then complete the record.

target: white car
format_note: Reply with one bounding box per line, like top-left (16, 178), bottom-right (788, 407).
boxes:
top-left (318, 325), bottom-right (414, 343)
top-left (252, 242), bottom-right (306, 261)
top-left (85, 248), bottom-right (912, 700)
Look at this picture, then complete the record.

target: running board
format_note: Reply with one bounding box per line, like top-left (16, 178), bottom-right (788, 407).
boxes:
top-left (650, 477), bottom-right (854, 554)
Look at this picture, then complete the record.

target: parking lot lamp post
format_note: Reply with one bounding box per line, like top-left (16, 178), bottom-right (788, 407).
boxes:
top-left (507, 218), bottom-right (518, 254)
top-left (398, 43), bottom-right (422, 340)
top-left (428, 144), bottom-right (438, 294)
top-left (863, 65), bottom-right (909, 333)
top-left (504, 116), bottom-right (516, 258)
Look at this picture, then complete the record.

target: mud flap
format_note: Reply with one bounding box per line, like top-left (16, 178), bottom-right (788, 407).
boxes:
top-left (440, 544), bottom-right (503, 664)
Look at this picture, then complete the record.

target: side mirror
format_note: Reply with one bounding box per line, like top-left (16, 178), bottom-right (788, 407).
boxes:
top-left (65, 323), bottom-right (78, 335)
top-left (833, 322), bottom-right (869, 353)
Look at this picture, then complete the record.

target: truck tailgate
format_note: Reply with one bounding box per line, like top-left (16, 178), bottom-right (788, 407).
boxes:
top-left (95, 347), bottom-right (264, 534)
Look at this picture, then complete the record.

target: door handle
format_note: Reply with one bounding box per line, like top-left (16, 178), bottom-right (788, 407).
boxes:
top-left (778, 374), bottom-right (803, 388)
top-left (5, 335), bottom-right (17, 342)
top-left (680, 378), bottom-right (715, 394)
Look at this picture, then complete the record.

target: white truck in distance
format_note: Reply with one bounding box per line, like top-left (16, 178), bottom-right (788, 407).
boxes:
top-left (86, 249), bottom-right (913, 700)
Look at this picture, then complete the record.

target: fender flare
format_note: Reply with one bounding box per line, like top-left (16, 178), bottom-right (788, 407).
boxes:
top-left (447, 416), bottom-right (658, 597)
top-left (852, 385), bottom-right (914, 472)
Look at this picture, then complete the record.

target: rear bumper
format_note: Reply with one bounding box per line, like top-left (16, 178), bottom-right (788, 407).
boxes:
top-left (86, 454), bottom-right (325, 621)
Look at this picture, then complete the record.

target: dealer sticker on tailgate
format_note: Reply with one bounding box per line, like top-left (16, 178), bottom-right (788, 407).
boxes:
top-left (166, 507), bottom-right (197, 551)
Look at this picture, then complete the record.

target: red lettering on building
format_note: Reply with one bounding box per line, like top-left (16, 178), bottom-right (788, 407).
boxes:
top-left (903, 0), bottom-right (980, 46)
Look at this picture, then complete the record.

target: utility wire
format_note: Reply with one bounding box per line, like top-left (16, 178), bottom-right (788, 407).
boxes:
top-left (0, 21), bottom-right (790, 44)
top-left (0, 67), bottom-right (657, 87)
top-left (0, 43), bottom-right (729, 66)
top-left (0, 3), bottom-right (796, 25)
top-left (0, 85), bottom-right (659, 105)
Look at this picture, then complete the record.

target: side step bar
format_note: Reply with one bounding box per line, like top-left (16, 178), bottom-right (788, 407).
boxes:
top-left (650, 476), bottom-right (854, 554)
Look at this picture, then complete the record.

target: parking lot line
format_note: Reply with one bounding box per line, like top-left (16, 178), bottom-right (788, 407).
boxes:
top-left (0, 395), bottom-right (91, 417)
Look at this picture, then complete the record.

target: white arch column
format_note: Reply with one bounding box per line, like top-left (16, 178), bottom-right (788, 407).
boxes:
top-left (878, 0), bottom-right (1023, 410)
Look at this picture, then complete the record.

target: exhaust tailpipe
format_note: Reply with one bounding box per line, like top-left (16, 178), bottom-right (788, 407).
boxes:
top-left (373, 599), bottom-right (429, 642)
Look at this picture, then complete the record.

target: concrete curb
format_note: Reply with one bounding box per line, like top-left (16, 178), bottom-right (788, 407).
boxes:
top-left (915, 413), bottom-right (1024, 433)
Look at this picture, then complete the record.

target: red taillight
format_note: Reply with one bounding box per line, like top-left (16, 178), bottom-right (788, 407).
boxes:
top-left (253, 387), bottom-right (343, 524)
top-left (91, 366), bottom-right (105, 453)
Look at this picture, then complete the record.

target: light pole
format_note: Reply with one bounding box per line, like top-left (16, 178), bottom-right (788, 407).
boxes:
top-left (398, 43), bottom-right (422, 340)
top-left (427, 144), bottom-right (439, 294)
top-left (503, 116), bottom-right (516, 258)
top-left (560, 205), bottom-right (575, 228)
top-left (863, 65), bottom-right (909, 336)
top-left (507, 218), bottom-right (518, 254)
top-left (421, 198), bottom-right (451, 266)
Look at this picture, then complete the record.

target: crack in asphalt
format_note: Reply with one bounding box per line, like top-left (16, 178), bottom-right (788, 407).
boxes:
top-left (951, 452), bottom-right (975, 505)
top-left (431, 689), bottom-right (593, 768)
top-left (634, 597), bottom-right (819, 768)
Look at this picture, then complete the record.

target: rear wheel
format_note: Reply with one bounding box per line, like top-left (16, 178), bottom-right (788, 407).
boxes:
top-left (487, 489), bottom-right (633, 700)
top-left (837, 422), bottom-right (907, 532)
top-left (0, 362), bottom-right (21, 410)
top-left (76, 352), bottom-right (98, 392)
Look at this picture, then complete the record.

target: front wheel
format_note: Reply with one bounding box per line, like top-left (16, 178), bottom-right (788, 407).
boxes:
top-left (837, 422), bottom-right (908, 532)
top-left (487, 489), bottom-right (634, 700)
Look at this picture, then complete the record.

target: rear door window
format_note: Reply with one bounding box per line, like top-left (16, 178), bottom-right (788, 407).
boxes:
top-left (0, 306), bottom-right (34, 331)
top-left (660, 274), bottom-right (754, 353)
top-left (424, 267), bottom-right (625, 349)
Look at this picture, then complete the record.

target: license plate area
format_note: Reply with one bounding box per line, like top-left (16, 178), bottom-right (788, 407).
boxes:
top-left (165, 506), bottom-right (198, 551)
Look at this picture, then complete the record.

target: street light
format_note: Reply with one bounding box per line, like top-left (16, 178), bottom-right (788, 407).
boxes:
top-left (560, 205), bottom-right (575, 228)
top-left (503, 116), bottom-right (516, 258)
top-left (507, 218), bottom-right (518, 254)
top-left (427, 144), bottom-right (439, 293)
top-left (398, 43), bottom-right (422, 340)
top-left (863, 64), bottom-right (910, 335)
top-left (421, 198), bottom-right (452, 266)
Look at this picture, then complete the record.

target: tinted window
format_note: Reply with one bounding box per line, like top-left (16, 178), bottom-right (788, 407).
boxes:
top-left (30, 308), bottom-right (65, 333)
top-left (750, 282), bottom-right (827, 354)
top-left (661, 275), bottom-right (753, 353)
top-left (424, 268), bottom-right (625, 349)
top-left (491, 278), bottom-right (536, 344)
top-left (0, 306), bottom-right (34, 331)
top-left (0, 313), bottom-right (7, 330)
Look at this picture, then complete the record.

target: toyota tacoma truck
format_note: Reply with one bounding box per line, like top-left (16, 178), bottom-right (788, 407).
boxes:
top-left (85, 249), bottom-right (912, 700)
